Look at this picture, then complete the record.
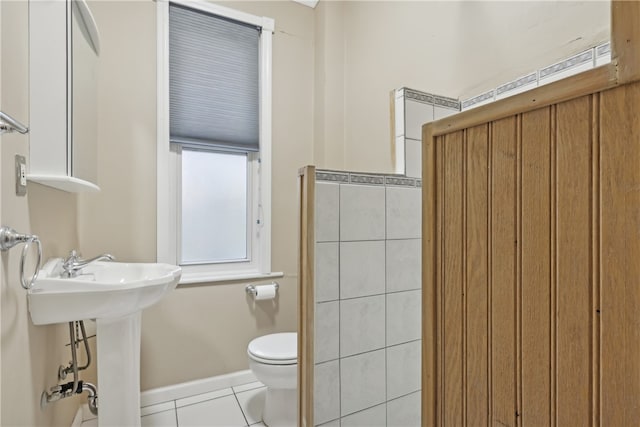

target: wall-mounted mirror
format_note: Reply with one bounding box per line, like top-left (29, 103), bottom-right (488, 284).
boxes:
top-left (28, 0), bottom-right (101, 192)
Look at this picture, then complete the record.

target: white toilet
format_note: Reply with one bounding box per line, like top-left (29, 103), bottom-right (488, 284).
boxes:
top-left (247, 332), bottom-right (297, 427)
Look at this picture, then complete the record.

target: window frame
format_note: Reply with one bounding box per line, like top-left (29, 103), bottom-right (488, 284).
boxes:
top-left (157, 0), bottom-right (278, 284)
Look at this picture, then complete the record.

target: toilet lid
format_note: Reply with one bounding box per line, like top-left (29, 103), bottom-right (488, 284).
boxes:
top-left (248, 332), bottom-right (297, 364)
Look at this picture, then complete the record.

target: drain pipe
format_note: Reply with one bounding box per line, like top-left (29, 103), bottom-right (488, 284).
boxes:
top-left (41, 380), bottom-right (98, 415)
top-left (41, 321), bottom-right (98, 414)
top-left (82, 382), bottom-right (99, 416)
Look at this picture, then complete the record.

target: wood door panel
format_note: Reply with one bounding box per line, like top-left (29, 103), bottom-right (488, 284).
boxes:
top-left (427, 81), bottom-right (640, 427)
top-left (465, 124), bottom-right (490, 427)
top-left (490, 117), bottom-right (518, 427)
top-left (443, 131), bottom-right (465, 427)
top-left (600, 83), bottom-right (640, 427)
top-left (520, 107), bottom-right (552, 427)
top-left (555, 96), bottom-right (594, 426)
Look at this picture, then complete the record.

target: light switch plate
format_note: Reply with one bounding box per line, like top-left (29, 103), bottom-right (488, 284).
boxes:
top-left (15, 155), bottom-right (27, 196)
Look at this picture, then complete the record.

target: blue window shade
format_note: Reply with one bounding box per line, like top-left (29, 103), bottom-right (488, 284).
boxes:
top-left (169, 3), bottom-right (260, 152)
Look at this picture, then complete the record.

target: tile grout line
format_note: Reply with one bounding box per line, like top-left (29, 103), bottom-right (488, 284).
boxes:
top-left (232, 389), bottom-right (251, 427)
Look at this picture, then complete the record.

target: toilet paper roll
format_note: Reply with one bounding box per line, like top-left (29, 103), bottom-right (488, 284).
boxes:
top-left (254, 284), bottom-right (277, 300)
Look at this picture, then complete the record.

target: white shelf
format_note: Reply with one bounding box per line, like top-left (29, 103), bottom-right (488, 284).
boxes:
top-left (27, 174), bottom-right (100, 193)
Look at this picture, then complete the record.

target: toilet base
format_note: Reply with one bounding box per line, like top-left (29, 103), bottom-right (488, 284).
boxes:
top-left (262, 387), bottom-right (296, 427)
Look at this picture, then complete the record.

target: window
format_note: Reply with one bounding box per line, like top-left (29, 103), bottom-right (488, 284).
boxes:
top-left (157, 0), bottom-right (277, 284)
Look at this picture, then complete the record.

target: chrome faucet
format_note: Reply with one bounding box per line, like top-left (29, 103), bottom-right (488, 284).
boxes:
top-left (62, 250), bottom-right (115, 278)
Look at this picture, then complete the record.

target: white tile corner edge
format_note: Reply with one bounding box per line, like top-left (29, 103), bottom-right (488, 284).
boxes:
top-left (140, 369), bottom-right (256, 407)
top-left (395, 135), bottom-right (405, 175)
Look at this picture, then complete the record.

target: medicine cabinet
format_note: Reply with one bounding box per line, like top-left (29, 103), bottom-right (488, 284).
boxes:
top-left (28, 0), bottom-right (101, 192)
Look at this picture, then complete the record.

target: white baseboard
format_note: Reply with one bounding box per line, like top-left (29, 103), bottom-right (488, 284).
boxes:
top-left (71, 406), bottom-right (83, 427)
top-left (71, 370), bottom-right (256, 425)
top-left (140, 369), bottom-right (257, 407)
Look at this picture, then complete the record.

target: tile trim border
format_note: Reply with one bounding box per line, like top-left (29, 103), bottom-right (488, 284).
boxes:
top-left (596, 42), bottom-right (611, 57)
top-left (539, 49), bottom-right (594, 79)
top-left (496, 72), bottom-right (538, 96)
top-left (316, 172), bottom-right (349, 183)
top-left (403, 87), bottom-right (461, 111)
top-left (433, 95), bottom-right (461, 110)
top-left (462, 41), bottom-right (610, 111)
top-left (404, 88), bottom-right (435, 105)
top-left (316, 169), bottom-right (420, 188)
top-left (462, 89), bottom-right (496, 109)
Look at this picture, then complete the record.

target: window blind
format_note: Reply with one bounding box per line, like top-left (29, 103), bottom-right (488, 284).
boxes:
top-left (169, 3), bottom-right (260, 152)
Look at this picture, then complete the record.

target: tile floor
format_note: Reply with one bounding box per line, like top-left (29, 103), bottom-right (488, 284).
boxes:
top-left (81, 381), bottom-right (267, 427)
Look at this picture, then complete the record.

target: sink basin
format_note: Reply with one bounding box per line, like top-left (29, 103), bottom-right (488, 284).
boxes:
top-left (28, 257), bottom-right (181, 426)
top-left (28, 258), bottom-right (182, 325)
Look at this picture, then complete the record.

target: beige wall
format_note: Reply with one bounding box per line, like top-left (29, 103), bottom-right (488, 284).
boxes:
top-left (0, 1), bottom-right (612, 423)
top-left (1, 1), bottom-right (89, 425)
top-left (77, 0), bottom-right (609, 391)
top-left (315, 0), bottom-right (610, 173)
top-left (75, 0), bottom-right (315, 390)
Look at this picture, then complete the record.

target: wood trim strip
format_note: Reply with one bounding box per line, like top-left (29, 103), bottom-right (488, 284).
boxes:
top-left (515, 113), bottom-right (523, 424)
top-left (590, 93), bottom-right (601, 427)
top-left (612, 0), bottom-right (640, 84)
top-left (550, 104), bottom-right (558, 427)
top-left (462, 129), bottom-right (468, 427)
top-left (487, 121), bottom-right (494, 426)
top-left (422, 125), bottom-right (437, 427)
top-left (425, 65), bottom-right (616, 139)
top-left (297, 165), bottom-right (315, 427)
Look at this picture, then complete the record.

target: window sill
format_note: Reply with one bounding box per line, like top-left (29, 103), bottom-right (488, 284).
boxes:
top-left (178, 270), bottom-right (284, 286)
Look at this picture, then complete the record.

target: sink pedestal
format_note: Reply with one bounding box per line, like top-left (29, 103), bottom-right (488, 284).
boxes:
top-left (96, 312), bottom-right (142, 426)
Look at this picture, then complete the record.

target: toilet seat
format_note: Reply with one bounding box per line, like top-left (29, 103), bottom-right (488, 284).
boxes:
top-left (247, 332), bottom-right (297, 365)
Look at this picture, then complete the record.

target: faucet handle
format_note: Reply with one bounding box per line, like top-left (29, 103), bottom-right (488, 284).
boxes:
top-left (64, 250), bottom-right (80, 264)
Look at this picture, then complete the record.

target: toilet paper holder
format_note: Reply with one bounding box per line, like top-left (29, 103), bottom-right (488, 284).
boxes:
top-left (245, 282), bottom-right (279, 297)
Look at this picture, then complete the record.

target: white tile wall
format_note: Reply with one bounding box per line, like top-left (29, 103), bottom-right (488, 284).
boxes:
top-left (340, 240), bottom-right (385, 299)
top-left (386, 391), bottom-right (421, 426)
top-left (316, 182), bottom-right (340, 242)
top-left (314, 174), bottom-right (422, 426)
top-left (315, 360), bottom-right (341, 425)
top-left (395, 135), bottom-right (406, 175)
top-left (405, 99), bottom-right (434, 140)
top-left (340, 184), bottom-right (386, 241)
top-left (340, 349), bottom-right (386, 416)
top-left (434, 106), bottom-right (457, 120)
top-left (394, 88), bottom-right (460, 177)
top-left (341, 403), bottom-right (387, 427)
top-left (315, 301), bottom-right (340, 363)
top-left (404, 138), bottom-right (421, 179)
top-left (315, 242), bottom-right (339, 302)
top-left (386, 341), bottom-right (421, 400)
top-left (386, 239), bottom-right (421, 293)
top-left (386, 290), bottom-right (421, 346)
top-left (340, 295), bottom-right (385, 357)
top-left (386, 187), bottom-right (421, 239)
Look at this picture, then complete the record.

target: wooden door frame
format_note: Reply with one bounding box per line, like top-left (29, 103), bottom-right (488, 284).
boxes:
top-left (421, 2), bottom-right (640, 426)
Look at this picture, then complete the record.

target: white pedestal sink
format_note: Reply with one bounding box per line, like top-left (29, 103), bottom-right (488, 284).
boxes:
top-left (27, 259), bottom-right (181, 426)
